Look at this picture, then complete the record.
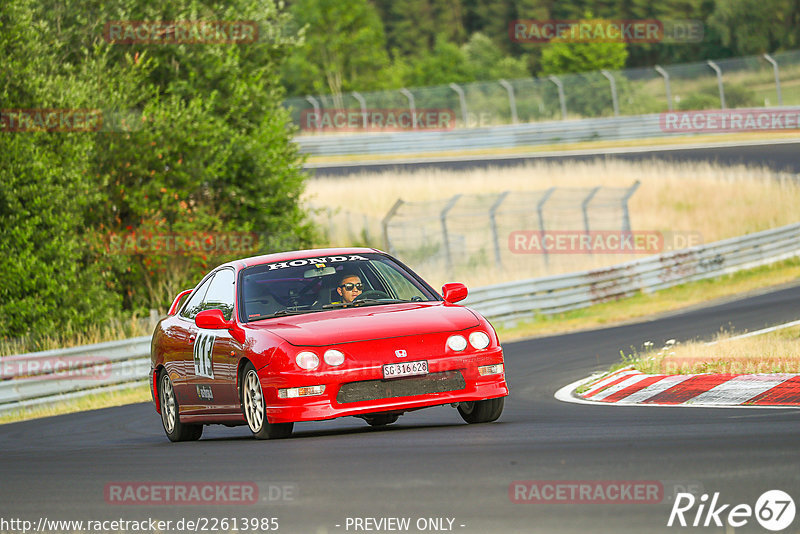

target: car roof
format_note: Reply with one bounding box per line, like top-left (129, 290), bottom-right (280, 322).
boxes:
top-left (222, 247), bottom-right (385, 270)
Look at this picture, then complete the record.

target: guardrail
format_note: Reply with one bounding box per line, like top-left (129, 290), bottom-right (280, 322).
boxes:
top-left (295, 113), bottom-right (679, 156)
top-left (2, 222), bottom-right (799, 416)
top-left (464, 222), bottom-right (800, 324)
top-left (0, 336), bottom-right (151, 416)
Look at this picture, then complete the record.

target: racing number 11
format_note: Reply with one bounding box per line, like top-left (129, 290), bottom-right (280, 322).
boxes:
top-left (193, 333), bottom-right (215, 378)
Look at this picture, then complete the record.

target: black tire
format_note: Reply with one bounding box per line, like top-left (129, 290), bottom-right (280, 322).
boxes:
top-left (363, 413), bottom-right (399, 427)
top-left (159, 370), bottom-right (203, 442)
top-left (241, 362), bottom-right (293, 439)
top-left (457, 397), bottom-right (504, 424)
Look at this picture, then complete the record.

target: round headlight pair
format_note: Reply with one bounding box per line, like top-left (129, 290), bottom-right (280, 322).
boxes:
top-left (446, 331), bottom-right (491, 352)
top-left (295, 349), bottom-right (345, 370)
top-left (469, 331), bottom-right (491, 350)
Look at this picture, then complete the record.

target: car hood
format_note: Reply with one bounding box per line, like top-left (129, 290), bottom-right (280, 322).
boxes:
top-left (250, 302), bottom-right (480, 346)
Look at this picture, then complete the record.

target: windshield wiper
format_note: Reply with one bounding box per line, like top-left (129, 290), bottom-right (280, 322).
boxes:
top-left (323, 298), bottom-right (407, 310)
top-left (249, 308), bottom-right (321, 321)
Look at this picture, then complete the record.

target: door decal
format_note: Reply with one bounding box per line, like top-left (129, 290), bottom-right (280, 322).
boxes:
top-left (193, 332), bottom-right (215, 378)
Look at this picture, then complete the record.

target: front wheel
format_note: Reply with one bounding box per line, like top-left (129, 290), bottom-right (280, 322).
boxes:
top-left (457, 397), bottom-right (504, 424)
top-left (241, 362), bottom-right (293, 439)
top-left (159, 371), bottom-right (203, 442)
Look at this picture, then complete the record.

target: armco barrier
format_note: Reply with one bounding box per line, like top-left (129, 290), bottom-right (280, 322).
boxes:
top-left (2, 222), bottom-right (799, 416)
top-left (294, 113), bottom-right (676, 156)
top-left (464, 222), bottom-right (800, 323)
top-left (0, 337), bottom-right (151, 416)
top-left (295, 108), bottom-right (800, 157)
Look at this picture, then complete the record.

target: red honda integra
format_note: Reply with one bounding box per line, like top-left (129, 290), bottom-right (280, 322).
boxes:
top-left (150, 248), bottom-right (508, 441)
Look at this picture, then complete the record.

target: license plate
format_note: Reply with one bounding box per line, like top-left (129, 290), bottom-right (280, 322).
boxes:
top-left (383, 360), bottom-right (428, 379)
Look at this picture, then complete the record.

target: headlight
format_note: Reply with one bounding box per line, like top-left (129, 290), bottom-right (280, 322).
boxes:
top-left (324, 349), bottom-right (345, 366)
top-left (446, 335), bottom-right (467, 352)
top-left (295, 351), bottom-right (320, 370)
top-left (469, 331), bottom-right (491, 350)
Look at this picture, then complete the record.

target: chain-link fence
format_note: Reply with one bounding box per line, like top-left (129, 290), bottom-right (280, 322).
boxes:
top-left (309, 183), bottom-right (641, 279)
top-left (285, 49), bottom-right (800, 131)
top-left (309, 205), bottom-right (384, 247)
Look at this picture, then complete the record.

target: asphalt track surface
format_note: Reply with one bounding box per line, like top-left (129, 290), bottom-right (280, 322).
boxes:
top-left (2, 283), bottom-right (800, 534)
top-left (307, 139), bottom-right (800, 176)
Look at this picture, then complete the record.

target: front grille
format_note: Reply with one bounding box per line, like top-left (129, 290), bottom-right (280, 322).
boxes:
top-left (336, 370), bottom-right (466, 404)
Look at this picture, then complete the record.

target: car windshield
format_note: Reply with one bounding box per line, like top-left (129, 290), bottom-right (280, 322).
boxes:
top-left (239, 253), bottom-right (438, 322)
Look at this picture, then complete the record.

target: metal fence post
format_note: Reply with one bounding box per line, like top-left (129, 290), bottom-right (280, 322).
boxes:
top-left (440, 195), bottom-right (462, 275)
top-left (537, 187), bottom-right (556, 266)
top-left (382, 199), bottom-right (404, 254)
top-left (351, 91), bottom-right (367, 129)
top-left (499, 80), bottom-right (518, 124)
top-left (449, 83), bottom-right (468, 127)
top-left (399, 88), bottom-right (417, 129)
top-left (763, 54), bottom-right (783, 106)
top-left (654, 65), bottom-right (673, 111)
top-left (326, 207), bottom-right (335, 240)
top-left (581, 186), bottom-right (601, 257)
top-left (305, 95), bottom-right (321, 132)
top-left (582, 186), bottom-right (601, 233)
top-left (548, 76), bottom-right (567, 120)
top-left (621, 181), bottom-right (641, 232)
top-left (489, 191), bottom-right (510, 268)
top-left (706, 60), bottom-right (726, 109)
top-left (600, 70), bottom-right (619, 117)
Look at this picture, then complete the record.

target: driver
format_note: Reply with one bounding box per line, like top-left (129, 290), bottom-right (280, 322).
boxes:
top-left (336, 274), bottom-right (363, 303)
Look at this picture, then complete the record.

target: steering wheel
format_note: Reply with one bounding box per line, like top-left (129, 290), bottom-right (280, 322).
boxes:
top-left (354, 290), bottom-right (391, 301)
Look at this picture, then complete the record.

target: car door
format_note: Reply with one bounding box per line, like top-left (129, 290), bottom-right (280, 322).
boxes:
top-left (187, 267), bottom-right (240, 414)
top-left (168, 274), bottom-right (214, 412)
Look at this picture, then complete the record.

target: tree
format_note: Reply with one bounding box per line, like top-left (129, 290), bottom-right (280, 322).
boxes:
top-left (538, 16), bottom-right (629, 118)
top-left (0, 0), bottom-right (313, 337)
top-left (463, 32), bottom-right (529, 79)
top-left (282, 0), bottom-right (391, 101)
top-left (707, 0), bottom-right (798, 55)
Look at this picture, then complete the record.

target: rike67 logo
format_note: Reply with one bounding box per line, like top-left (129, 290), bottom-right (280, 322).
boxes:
top-left (668, 490), bottom-right (795, 531)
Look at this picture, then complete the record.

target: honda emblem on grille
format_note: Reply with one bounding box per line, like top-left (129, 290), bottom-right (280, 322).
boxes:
top-left (395, 349), bottom-right (407, 358)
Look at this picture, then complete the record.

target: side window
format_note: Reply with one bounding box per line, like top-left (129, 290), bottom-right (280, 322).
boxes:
top-left (372, 261), bottom-right (426, 301)
top-left (201, 268), bottom-right (236, 320)
top-left (180, 276), bottom-right (213, 320)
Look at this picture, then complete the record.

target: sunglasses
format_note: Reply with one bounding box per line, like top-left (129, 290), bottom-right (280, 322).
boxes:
top-left (339, 283), bottom-right (363, 291)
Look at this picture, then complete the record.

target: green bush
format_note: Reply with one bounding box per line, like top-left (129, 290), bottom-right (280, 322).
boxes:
top-left (0, 0), bottom-right (313, 339)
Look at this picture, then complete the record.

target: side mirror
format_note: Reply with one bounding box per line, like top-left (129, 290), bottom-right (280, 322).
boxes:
top-left (167, 289), bottom-right (193, 316)
top-left (442, 283), bottom-right (468, 304)
top-left (195, 309), bottom-right (233, 330)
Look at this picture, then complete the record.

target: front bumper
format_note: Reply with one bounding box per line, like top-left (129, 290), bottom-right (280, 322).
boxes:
top-left (259, 346), bottom-right (508, 424)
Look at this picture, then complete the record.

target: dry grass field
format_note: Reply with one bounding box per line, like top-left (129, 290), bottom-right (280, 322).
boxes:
top-left (305, 159), bottom-right (800, 288)
top-left (632, 325), bottom-right (800, 374)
